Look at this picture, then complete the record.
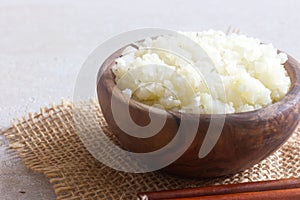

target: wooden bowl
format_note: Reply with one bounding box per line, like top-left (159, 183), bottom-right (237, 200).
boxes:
top-left (97, 47), bottom-right (300, 178)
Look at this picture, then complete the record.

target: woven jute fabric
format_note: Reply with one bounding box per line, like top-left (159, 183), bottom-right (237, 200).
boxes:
top-left (2, 100), bottom-right (300, 200)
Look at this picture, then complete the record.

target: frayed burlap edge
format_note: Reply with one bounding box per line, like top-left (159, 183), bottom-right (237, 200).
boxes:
top-left (1, 99), bottom-right (300, 199)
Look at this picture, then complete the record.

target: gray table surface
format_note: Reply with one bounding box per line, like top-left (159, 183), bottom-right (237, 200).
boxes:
top-left (1, 0), bottom-right (300, 199)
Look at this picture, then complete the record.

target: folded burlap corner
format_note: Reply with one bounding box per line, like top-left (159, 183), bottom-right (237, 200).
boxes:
top-left (1, 100), bottom-right (300, 199)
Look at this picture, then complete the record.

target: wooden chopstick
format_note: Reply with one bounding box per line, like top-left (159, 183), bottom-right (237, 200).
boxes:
top-left (137, 178), bottom-right (300, 200)
top-left (162, 188), bottom-right (300, 200)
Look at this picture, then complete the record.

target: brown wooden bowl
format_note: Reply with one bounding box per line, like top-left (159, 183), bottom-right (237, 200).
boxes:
top-left (97, 46), bottom-right (300, 178)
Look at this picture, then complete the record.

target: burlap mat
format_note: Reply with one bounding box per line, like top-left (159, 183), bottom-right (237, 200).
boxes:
top-left (1, 99), bottom-right (300, 199)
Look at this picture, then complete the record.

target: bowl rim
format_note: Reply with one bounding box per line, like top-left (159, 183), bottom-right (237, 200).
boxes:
top-left (97, 46), bottom-right (300, 123)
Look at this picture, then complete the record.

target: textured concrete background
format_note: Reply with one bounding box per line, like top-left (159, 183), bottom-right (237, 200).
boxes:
top-left (1, 0), bottom-right (300, 199)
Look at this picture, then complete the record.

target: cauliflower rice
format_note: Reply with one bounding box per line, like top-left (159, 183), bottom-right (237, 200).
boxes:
top-left (112, 30), bottom-right (291, 114)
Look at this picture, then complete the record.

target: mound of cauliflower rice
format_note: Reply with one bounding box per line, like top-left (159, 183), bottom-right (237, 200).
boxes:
top-left (112, 30), bottom-right (291, 114)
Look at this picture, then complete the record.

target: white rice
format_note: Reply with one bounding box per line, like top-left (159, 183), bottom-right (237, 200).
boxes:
top-left (112, 30), bottom-right (290, 114)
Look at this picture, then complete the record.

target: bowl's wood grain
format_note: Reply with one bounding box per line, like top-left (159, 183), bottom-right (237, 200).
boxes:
top-left (97, 47), bottom-right (300, 178)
